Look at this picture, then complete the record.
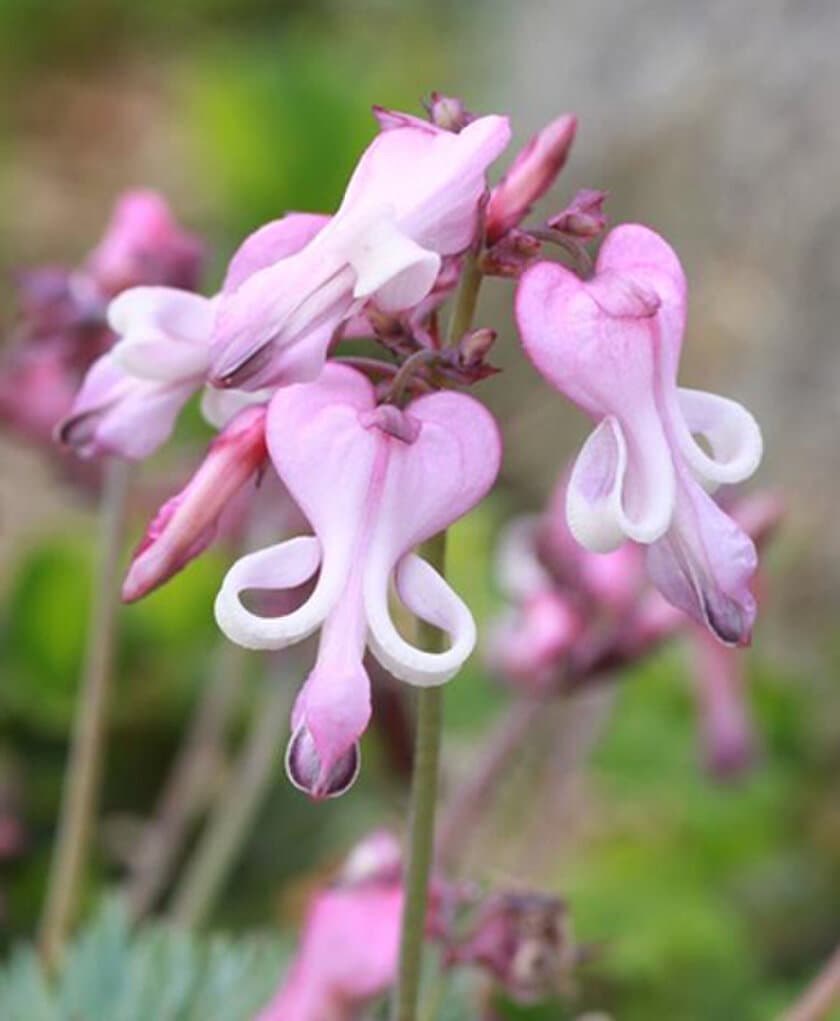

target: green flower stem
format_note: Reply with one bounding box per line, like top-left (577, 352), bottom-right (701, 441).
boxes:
top-left (39, 457), bottom-right (131, 969)
top-left (168, 667), bottom-right (292, 929)
top-left (392, 249), bottom-right (486, 1021)
top-left (393, 531), bottom-right (447, 1021)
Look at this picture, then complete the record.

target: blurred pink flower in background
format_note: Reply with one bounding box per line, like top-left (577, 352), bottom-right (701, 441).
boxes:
top-left (257, 832), bottom-right (405, 1021)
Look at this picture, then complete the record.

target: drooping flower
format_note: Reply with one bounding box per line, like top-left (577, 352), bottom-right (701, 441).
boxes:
top-left (485, 114), bottom-right (578, 245)
top-left (121, 405), bottom-right (269, 601)
top-left (516, 225), bottom-right (763, 645)
top-left (215, 363), bottom-right (501, 797)
top-left (56, 213), bottom-right (325, 461)
top-left (209, 112), bottom-right (511, 391)
top-left (256, 832), bottom-right (405, 1021)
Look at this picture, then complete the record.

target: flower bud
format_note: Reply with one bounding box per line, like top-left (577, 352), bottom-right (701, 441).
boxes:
top-left (121, 405), bottom-right (267, 602)
top-left (485, 114), bottom-right (577, 244)
top-left (480, 230), bottom-right (543, 278)
top-left (459, 327), bottom-right (497, 366)
top-left (449, 892), bottom-right (578, 1004)
top-left (426, 92), bottom-right (474, 132)
top-left (548, 189), bottom-right (608, 239)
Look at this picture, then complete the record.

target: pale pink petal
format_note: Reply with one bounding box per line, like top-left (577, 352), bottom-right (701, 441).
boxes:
top-left (199, 385), bottom-right (273, 429)
top-left (339, 115), bottom-right (511, 255)
top-left (488, 589), bottom-right (580, 693)
top-left (646, 469), bottom-right (757, 646)
top-left (222, 213), bottom-right (330, 295)
top-left (108, 287), bottom-right (215, 382)
top-left (57, 354), bottom-right (195, 460)
top-left (672, 387), bottom-right (763, 488)
top-left (286, 577), bottom-right (369, 799)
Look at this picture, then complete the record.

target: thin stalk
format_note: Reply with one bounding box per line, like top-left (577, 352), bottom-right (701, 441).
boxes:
top-left (781, 945), bottom-right (840, 1021)
top-left (124, 637), bottom-right (248, 921)
top-left (39, 457), bottom-right (131, 968)
top-left (445, 251), bottom-right (483, 348)
top-left (391, 247), bottom-right (486, 1021)
top-left (168, 667), bottom-right (292, 929)
top-left (392, 533), bottom-right (447, 1021)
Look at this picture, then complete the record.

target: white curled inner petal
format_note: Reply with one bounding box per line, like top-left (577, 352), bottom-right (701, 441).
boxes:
top-left (365, 552), bottom-right (477, 687)
top-left (112, 335), bottom-right (210, 383)
top-left (567, 413), bottom-right (675, 552)
top-left (566, 417), bottom-right (629, 552)
top-left (675, 388), bottom-right (763, 488)
top-left (346, 210), bottom-right (441, 313)
top-left (215, 535), bottom-right (340, 650)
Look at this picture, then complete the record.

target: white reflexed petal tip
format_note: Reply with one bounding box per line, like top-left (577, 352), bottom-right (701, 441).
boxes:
top-left (348, 213), bottom-right (441, 313)
top-left (676, 388), bottom-right (763, 487)
top-left (214, 537), bottom-right (328, 650)
top-left (366, 553), bottom-right (477, 687)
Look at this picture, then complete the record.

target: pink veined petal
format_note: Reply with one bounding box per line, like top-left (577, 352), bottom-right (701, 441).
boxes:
top-left (210, 242), bottom-right (355, 390)
top-left (222, 213), bottom-right (331, 295)
top-left (566, 414), bottom-right (675, 551)
top-left (363, 389), bottom-right (502, 686)
top-left (57, 353), bottom-right (196, 460)
top-left (516, 258), bottom-right (675, 419)
top-left (214, 537), bottom-right (329, 649)
top-left (671, 387), bottom-right (763, 488)
top-left (367, 553), bottom-right (477, 688)
top-left (595, 223), bottom-right (687, 375)
top-left (645, 468), bottom-right (758, 646)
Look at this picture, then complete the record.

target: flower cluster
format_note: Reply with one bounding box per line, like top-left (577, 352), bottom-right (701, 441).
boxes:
top-left (44, 96), bottom-right (767, 801)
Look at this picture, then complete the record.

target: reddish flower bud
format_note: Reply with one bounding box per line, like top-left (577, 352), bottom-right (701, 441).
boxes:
top-left (121, 405), bottom-right (268, 602)
top-left (548, 188), bottom-right (608, 239)
top-left (481, 230), bottom-right (543, 278)
top-left (425, 92), bottom-right (474, 133)
top-left (449, 893), bottom-right (578, 1004)
top-left (485, 114), bottom-right (578, 244)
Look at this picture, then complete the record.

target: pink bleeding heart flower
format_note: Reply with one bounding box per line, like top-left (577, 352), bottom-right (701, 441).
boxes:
top-left (485, 114), bottom-right (578, 245)
top-left (85, 189), bottom-right (204, 296)
top-left (516, 225), bottom-right (763, 645)
top-left (121, 404), bottom-right (268, 602)
top-left (257, 831), bottom-right (404, 1021)
top-left (214, 363), bottom-right (502, 797)
top-left (57, 213), bottom-right (326, 461)
top-left (209, 112), bottom-right (511, 391)
top-left (56, 287), bottom-right (218, 460)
